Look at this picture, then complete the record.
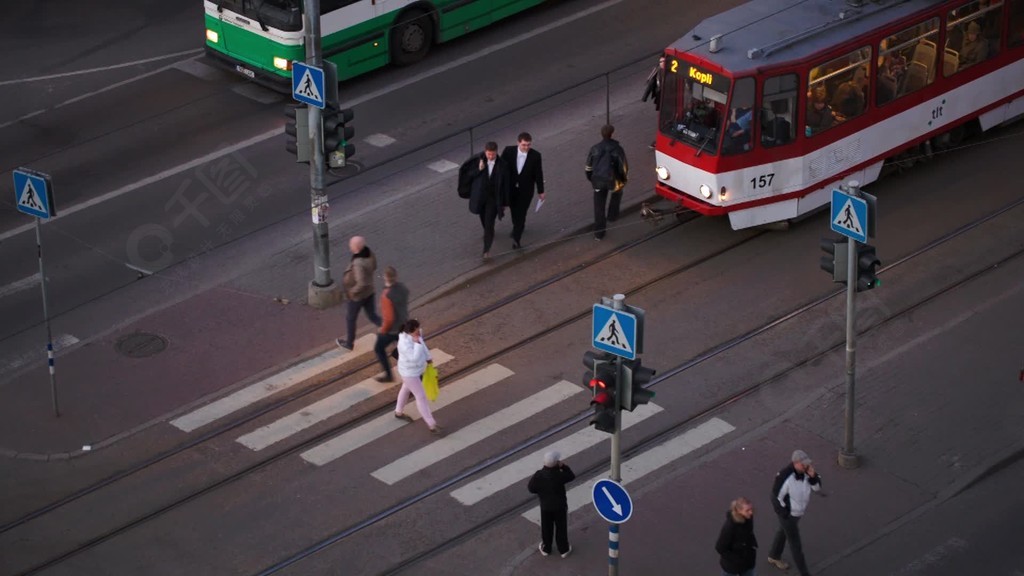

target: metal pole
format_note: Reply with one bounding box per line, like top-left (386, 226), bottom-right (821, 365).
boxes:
top-left (605, 73), bottom-right (611, 125)
top-left (304, 0), bottom-right (331, 290)
top-left (608, 293), bottom-right (625, 576)
top-left (608, 524), bottom-right (620, 573)
top-left (36, 219), bottom-right (59, 417)
top-left (839, 181), bottom-right (860, 469)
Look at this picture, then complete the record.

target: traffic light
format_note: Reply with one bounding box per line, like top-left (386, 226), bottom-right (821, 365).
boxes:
top-left (284, 104), bottom-right (310, 163)
top-left (323, 107), bottom-right (355, 168)
top-left (583, 351), bottom-right (618, 434)
top-left (621, 358), bottom-right (655, 411)
top-left (819, 237), bottom-right (848, 283)
top-left (855, 244), bottom-right (881, 292)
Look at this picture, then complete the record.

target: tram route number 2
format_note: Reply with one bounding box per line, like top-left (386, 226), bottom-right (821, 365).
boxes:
top-left (750, 173), bottom-right (774, 190)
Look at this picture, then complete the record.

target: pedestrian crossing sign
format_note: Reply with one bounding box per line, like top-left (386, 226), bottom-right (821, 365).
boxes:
top-left (291, 61), bottom-right (325, 109)
top-left (830, 189), bottom-right (868, 243)
top-left (593, 304), bottom-right (637, 360)
top-left (13, 168), bottom-right (55, 219)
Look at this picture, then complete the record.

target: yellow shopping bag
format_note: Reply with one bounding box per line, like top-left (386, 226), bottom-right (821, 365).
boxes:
top-left (422, 363), bottom-right (439, 402)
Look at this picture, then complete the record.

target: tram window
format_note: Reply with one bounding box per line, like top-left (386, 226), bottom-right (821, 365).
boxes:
top-left (878, 18), bottom-right (939, 105)
top-left (946, 0), bottom-right (1003, 74)
top-left (806, 46), bottom-right (871, 137)
top-left (1010, 0), bottom-right (1024, 46)
top-left (723, 78), bottom-right (755, 155)
top-left (761, 74), bottom-right (797, 147)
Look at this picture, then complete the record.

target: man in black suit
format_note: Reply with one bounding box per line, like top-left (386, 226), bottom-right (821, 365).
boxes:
top-left (501, 133), bottom-right (545, 250)
top-left (462, 141), bottom-right (509, 259)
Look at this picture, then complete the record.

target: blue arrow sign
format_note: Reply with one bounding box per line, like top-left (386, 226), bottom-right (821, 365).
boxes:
top-left (13, 168), bottom-right (55, 219)
top-left (292, 61), bottom-right (325, 109)
top-left (830, 189), bottom-right (868, 243)
top-left (593, 304), bottom-right (636, 360)
top-left (592, 478), bottom-right (633, 524)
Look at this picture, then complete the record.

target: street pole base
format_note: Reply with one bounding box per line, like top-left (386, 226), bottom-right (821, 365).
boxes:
top-left (837, 449), bottom-right (861, 469)
top-left (307, 281), bottom-right (342, 309)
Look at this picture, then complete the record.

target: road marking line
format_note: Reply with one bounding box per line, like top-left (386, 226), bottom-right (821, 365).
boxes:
top-left (300, 363), bottom-right (514, 466)
top-left (372, 380), bottom-right (583, 485)
top-left (0, 128), bottom-right (280, 244)
top-left (522, 417), bottom-right (736, 525)
top-left (0, 334), bottom-right (79, 374)
top-left (170, 334), bottom-right (376, 432)
top-left (0, 49), bottom-right (204, 87)
top-left (236, 350), bottom-right (454, 451)
top-left (0, 272), bottom-right (41, 298)
top-left (450, 402), bottom-right (664, 506)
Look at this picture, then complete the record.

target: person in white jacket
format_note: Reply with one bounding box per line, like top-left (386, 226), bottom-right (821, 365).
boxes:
top-left (394, 319), bottom-right (441, 435)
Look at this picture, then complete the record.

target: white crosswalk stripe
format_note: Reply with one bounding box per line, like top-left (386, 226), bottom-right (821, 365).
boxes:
top-left (236, 350), bottom-right (454, 451)
top-left (450, 402), bottom-right (664, 506)
top-left (372, 380), bottom-right (583, 485)
top-left (300, 363), bottom-right (514, 466)
top-left (521, 417), bottom-right (736, 525)
top-left (171, 334), bottom-right (377, 432)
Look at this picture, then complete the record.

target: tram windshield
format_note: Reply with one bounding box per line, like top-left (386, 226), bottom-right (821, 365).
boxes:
top-left (660, 60), bottom-right (731, 155)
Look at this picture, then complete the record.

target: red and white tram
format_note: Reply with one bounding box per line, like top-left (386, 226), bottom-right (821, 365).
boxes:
top-left (654, 0), bottom-right (1024, 229)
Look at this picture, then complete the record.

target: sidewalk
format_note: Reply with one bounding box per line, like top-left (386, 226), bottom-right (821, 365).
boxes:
top-left (0, 61), bottom-right (664, 459)
top-left (406, 212), bottom-right (1024, 576)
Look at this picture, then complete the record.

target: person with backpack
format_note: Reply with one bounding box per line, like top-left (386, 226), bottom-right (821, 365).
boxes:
top-left (584, 125), bottom-right (629, 240)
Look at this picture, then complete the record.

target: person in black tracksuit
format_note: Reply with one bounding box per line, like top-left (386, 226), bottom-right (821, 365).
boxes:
top-left (716, 497), bottom-right (758, 576)
top-left (528, 450), bottom-right (576, 558)
top-left (584, 124), bottom-right (628, 240)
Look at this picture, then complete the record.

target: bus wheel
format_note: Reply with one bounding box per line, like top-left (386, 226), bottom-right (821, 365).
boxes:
top-left (391, 9), bottom-right (433, 66)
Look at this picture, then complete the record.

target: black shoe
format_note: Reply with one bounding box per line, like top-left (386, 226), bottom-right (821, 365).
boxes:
top-left (594, 234), bottom-right (604, 241)
top-left (394, 412), bottom-right (413, 423)
top-left (335, 338), bottom-right (352, 351)
top-left (375, 375), bottom-right (395, 383)
top-left (512, 241), bottom-right (522, 250)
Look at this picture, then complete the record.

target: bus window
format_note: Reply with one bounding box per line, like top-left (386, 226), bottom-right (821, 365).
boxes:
top-left (947, 0), bottom-right (1004, 74)
top-left (761, 74), bottom-right (797, 147)
top-left (878, 18), bottom-right (938, 104)
top-left (806, 46), bottom-right (871, 136)
top-left (1011, 0), bottom-right (1024, 46)
top-left (723, 78), bottom-right (755, 155)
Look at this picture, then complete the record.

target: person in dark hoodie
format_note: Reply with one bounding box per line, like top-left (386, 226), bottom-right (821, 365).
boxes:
top-left (527, 451), bottom-right (576, 558)
top-left (372, 266), bottom-right (409, 383)
top-left (767, 450), bottom-right (821, 575)
top-left (716, 497), bottom-right (758, 576)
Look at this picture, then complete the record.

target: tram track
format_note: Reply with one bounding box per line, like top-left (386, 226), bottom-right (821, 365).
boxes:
top-left (257, 195), bottom-right (1024, 576)
top-left (12, 193), bottom-right (1022, 575)
top-left (9, 208), bottom-right (749, 575)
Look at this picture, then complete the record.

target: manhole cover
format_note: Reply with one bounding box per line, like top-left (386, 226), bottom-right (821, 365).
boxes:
top-left (115, 332), bottom-right (168, 358)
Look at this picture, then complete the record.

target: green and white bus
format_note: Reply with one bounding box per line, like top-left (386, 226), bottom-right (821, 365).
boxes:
top-left (204, 0), bottom-right (546, 88)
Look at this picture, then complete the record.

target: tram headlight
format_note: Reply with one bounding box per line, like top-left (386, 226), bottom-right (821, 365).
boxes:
top-left (273, 57), bottom-right (290, 71)
top-left (655, 165), bottom-right (669, 180)
top-left (699, 184), bottom-right (713, 199)
top-left (206, 29), bottom-right (219, 44)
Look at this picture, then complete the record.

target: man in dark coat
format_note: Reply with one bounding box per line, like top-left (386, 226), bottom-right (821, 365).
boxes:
top-left (461, 141), bottom-right (509, 259)
top-left (527, 451), bottom-right (576, 558)
top-left (585, 124), bottom-right (629, 240)
top-left (716, 497), bottom-right (758, 576)
top-left (501, 132), bottom-right (545, 250)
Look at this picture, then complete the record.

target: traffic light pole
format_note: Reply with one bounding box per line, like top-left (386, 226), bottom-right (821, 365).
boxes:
top-left (303, 0), bottom-right (340, 309)
top-left (839, 182), bottom-right (861, 469)
top-left (608, 295), bottom-right (626, 576)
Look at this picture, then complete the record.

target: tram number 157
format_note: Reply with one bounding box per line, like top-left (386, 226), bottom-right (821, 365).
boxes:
top-left (750, 173), bottom-right (774, 190)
